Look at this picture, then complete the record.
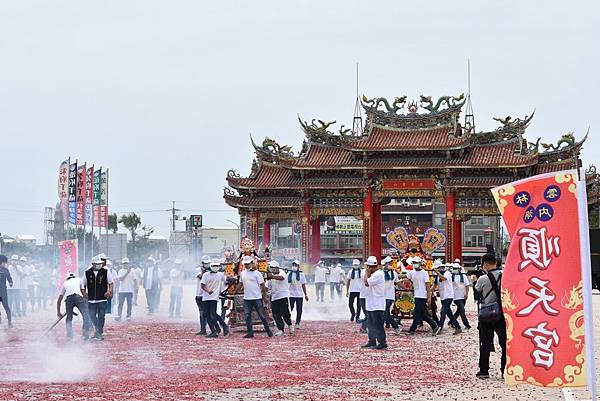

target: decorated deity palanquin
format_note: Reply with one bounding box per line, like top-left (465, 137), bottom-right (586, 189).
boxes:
top-left (224, 94), bottom-right (599, 264)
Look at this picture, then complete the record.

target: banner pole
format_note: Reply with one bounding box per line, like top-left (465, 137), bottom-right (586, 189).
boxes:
top-left (577, 180), bottom-right (597, 401)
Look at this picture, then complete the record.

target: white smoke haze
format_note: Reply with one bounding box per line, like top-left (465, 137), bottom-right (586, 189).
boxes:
top-left (0, 280), bottom-right (349, 385)
top-left (0, 334), bottom-right (100, 383)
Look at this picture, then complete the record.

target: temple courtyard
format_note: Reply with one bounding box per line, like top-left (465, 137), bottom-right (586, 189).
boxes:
top-left (0, 286), bottom-right (597, 401)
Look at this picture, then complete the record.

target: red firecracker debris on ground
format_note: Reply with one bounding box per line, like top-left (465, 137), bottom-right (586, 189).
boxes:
top-left (0, 313), bottom-right (578, 401)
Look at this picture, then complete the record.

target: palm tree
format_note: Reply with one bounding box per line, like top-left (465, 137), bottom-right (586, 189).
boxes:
top-left (107, 213), bottom-right (118, 234)
top-left (118, 213), bottom-right (141, 261)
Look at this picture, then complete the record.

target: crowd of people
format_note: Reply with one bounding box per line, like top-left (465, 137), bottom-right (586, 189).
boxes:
top-left (0, 254), bottom-right (59, 327)
top-left (0, 251), bottom-right (506, 379)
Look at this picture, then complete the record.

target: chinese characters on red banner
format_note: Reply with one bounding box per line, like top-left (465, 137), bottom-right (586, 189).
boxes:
top-left (492, 171), bottom-right (586, 387)
top-left (58, 240), bottom-right (78, 292)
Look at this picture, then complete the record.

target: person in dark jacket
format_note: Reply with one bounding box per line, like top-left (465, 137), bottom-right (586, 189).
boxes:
top-left (84, 255), bottom-right (114, 340)
top-left (473, 253), bottom-right (506, 379)
top-left (0, 255), bottom-right (13, 328)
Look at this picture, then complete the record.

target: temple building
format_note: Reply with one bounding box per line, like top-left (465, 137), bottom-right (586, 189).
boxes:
top-left (224, 93), bottom-right (597, 266)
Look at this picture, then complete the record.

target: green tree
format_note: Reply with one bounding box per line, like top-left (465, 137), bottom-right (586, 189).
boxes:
top-left (119, 213), bottom-right (142, 262)
top-left (107, 213), bottom-right (118, 234)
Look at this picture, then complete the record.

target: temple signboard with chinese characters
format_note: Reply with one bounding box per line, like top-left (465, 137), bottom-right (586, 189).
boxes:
top-left (492, 171), bottom-right (596, 389)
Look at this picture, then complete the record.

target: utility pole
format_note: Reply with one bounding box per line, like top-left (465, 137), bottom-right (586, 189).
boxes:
top-left (167, 201), bottom-right (181, 232)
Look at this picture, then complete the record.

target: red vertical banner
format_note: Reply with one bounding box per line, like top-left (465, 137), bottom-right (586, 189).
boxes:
top-left (76, 163), bottom-right (86, 225)
top-left (58, 239), bottom-right (79, 291)
top-left (491, 170), bottom-right (591, 387)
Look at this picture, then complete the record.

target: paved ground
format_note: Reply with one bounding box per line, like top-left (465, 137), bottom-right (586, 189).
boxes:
top-left (0, 285), bottom-right (597, 401)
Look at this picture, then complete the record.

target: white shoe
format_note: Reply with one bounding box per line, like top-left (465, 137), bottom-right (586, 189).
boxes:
top-left (275, 330), bottom-right (284, 337)
top-left (294, 323), bottom-right (300, 330)
top-left (394, 327), bottom-right (401, 336)
top-left (289, 325), bottom-right (295, 336)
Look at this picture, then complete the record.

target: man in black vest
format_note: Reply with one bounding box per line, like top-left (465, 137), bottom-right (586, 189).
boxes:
top-left (85, 255), bottom-right (114, 340)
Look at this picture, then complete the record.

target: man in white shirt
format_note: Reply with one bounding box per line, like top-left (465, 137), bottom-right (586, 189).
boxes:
top-left (201, 261), bottom-right (230, 338)
top-left (116, 258), bottom-right (137, 321)
top-left (83, 255), bottom-right (114, 340)
top-left (287, 260), bottom-right (308, 328)
top-left (436, 262), bottom-right (462, 335)
top-left (195, 256), bottom-right (211, 335)
top-left (346, 259), bottom-right (364, 322)
top-left (381, 256), bottom-right (401, 335)
top-left (143, 257), bottom-right (162, 315)
top-left (405, 256), bottom-right (440, 336)
top-left (133, 264), bottom-right (143, 306)
top-left (451, 262), bottom-right (472, 329)
top-left (238, 256), bottom-right (273, 338)
top-left (266, 261), bottom-right (294, 336)
top-left (362, 256), bottom-right (387, 350)
top-left (329, 263), bottom-right (343, 302)
top-left (169, 259), bottom-right (185, 319)
top-left (313, 261), bottom-right (328, 302)
top-left (57, 271), bottom-right (92, 340)
top-left (21, 257), bottom-right (35, 314)
top-left (8, 255), bottom-right (24, 318)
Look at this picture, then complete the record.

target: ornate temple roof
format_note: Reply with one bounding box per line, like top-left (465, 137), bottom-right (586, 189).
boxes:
top-left (226, 93), bottom-right (588, 206)
top-left (227, 163), bottom-right (369, 190)
top-left (271, 138), bottom-right (537, 170)
top-left (342, 125), bottom-right (468, 151)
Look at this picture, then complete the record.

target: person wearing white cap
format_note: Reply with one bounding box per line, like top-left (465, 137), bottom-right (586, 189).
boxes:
top-left (238, 256), bottom-right (273, 338)
top-left (20, 256), bottom-right (35, 314)
top-left (83, 255), bottom-right (114, 340)
top-left (57, 271), bottom-right (91, 340)
top-left (346, 259), bottom-right (364, 322)
top-left (116, 258), bottom-right (136, 321)
top-left (451, 263), bottom-right (472, 329)
top-left (313, 261), bottom-right (328, 302)
top-left (405, 256), bottom-right (440, 336)
top-left (169, 259), bottom-right (185, 319)
top-left (7, 255), bottom-right (24, 318)
top-left (362, 256), bottom-right (387, 349)
top-left (381, 256), bottom-right (401, 335)
top-left (266, 260), bottom-right (294, 336)
top-left (436, 261), bottom-right (462, 335)
top-left (201, 261), bottom-right (230, 337)
top-left (287, 259), bottom-right (308, 328)
top-left (106, 259), bottom-right (118, 314)
top-left (194, 256), bottom-right (211, 335)
top-left (142, 256), bottom-right (161, 315)
top-left (328, 263), bottom-right (344, 302)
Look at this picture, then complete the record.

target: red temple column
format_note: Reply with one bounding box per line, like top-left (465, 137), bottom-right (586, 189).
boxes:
top-left (363, 188), bottom-right (373, 259)
top-left (444, 192), bottom-right (456, 262)
top-left (371, 202), bottom-right (382, 263)
top-left (251, 210), bottom-right (259, 247)
top-left (301, 203), bottom-right (311, 263)
top-left (453, 218), bottom-right (463, 263)
top-left (311, 217), bottom-right (321, 264)
top-left (263, 219), bottom-right (271, 247)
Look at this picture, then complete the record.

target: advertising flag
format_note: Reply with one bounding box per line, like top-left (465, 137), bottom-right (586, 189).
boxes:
top-left (58, 159), bottom-right (70, 221)
top-left (58, 159), bottom-right (69, 200)
top-left (68, 161), bottom-right (77, 225)
top-left (93, 168), bottom-right (102, 225)
top-left (99, 169), bottom-right (108, 227)
top-left (57, 239), bottom-right (78, 292)
top-left (85, 165), bottom-right (94, 225)
top-left (76, 163), bottom-right (86, 225)
top-left (491, 170), bottom-right (596, 389)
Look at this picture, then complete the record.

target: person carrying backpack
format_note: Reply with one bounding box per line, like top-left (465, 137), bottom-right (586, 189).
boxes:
top-left (473, 253), bottom-right (506, 380)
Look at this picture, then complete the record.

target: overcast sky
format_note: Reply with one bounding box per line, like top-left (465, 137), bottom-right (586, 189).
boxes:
top-left (0, 1), bottom-right (598, 242)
